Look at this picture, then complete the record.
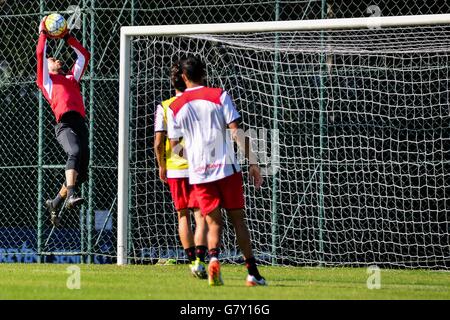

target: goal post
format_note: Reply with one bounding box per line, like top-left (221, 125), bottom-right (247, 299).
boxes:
top-left (118, 14), bottom-right (450, 267)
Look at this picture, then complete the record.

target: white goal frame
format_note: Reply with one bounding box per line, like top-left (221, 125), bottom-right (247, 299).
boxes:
top-left (118, 13), bottom-right (450, 265)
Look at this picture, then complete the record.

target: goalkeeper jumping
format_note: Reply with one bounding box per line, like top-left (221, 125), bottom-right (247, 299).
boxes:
top-left (36, 18), bottom-right (91, 226)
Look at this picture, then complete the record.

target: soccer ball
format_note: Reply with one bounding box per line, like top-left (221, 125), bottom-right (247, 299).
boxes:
top-left (44, 13), bottom-right (68, 38)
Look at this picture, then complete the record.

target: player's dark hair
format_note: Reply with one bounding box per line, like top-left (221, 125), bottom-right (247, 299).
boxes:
top-left (170, 62), bottom-right (186, 92)
top-left (179, 55), bottom-right (206, 84)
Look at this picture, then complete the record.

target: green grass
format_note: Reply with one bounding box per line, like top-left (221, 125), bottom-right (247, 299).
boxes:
top-left (0, 264), bottom-right (448, 300)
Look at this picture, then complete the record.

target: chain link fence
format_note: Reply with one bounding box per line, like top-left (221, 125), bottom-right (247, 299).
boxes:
top-left (0, 1), bottom-right (449, 264)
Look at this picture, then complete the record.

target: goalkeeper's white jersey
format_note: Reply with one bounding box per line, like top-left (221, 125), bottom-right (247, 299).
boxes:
top-left (167, 86), bottom-right (241, 184)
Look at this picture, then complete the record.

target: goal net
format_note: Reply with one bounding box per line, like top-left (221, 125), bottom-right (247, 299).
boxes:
top-left (119, 16), bottom-right (450, 268)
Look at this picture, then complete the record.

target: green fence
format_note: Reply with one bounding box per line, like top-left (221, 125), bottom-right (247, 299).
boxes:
top-left (0, 1), bottom-right (449, 264)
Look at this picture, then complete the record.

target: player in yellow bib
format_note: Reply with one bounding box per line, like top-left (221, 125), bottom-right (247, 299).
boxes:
top-left (154, 63), bottom-right (207, 279)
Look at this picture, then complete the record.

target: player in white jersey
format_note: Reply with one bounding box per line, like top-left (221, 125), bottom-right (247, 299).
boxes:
top-left (167, 56), bottom-right (266, 286)
top-left (154, 63), bottom-right (208, 278)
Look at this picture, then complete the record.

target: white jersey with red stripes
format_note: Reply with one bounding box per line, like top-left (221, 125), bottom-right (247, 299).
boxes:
top-left (167, 86), bottom-right (241, 184)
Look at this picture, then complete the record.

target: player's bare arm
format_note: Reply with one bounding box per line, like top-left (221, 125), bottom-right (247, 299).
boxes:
top-left (154, 131), bottom-right (167, 183)
top-left (228, 121), bottom-right (263, 189)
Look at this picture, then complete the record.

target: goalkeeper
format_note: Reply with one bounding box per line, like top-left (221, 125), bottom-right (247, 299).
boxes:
top-left (36, 18), bottom-right (91, 226)
top-left (154, 63), bottom-right (208, 279)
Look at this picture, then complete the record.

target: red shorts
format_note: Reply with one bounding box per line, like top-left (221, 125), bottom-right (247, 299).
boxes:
top-left (192, 172), bottom-right (245, 216)
top-left (167, 178), bottom-right (199, 211)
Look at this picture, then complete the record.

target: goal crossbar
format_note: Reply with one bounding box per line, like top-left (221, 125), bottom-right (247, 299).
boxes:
top-left (121, 14), bottom-right (450, 36)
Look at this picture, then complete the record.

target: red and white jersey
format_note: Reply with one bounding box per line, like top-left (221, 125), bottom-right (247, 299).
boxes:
top-left (167, 86), bottom-right (241, 184)
top-left (36, 33), bottom-right (90, 122)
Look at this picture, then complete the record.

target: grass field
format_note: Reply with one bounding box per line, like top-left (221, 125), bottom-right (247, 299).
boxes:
top-left (0, 264), bottom-right (448, 300)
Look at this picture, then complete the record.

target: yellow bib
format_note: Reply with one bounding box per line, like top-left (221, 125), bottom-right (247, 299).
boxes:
top-left (161, 97), bottom-right (188, 171)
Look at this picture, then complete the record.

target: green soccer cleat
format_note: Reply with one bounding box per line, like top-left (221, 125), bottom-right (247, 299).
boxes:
top-left (190, 258), bottom-right (207, 279)
top-left (208, 258), bottom-right (224, 286)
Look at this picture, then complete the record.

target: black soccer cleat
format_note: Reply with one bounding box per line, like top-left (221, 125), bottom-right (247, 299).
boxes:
top-left (65, 195), bottom-right (85, 210)
top-left (50, 212), bottom-right (61, 227)
top-left (45, 199), bottom-right (61, 227)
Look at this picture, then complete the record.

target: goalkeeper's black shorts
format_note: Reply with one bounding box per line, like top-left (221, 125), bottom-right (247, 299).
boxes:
top-left (55, 111), bottom-right (89, 183)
